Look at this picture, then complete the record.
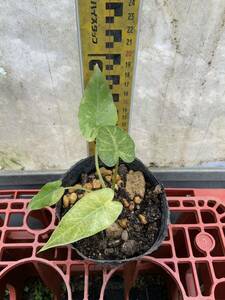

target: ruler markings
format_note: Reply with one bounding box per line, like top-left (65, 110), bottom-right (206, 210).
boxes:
top-left (77, 0), bottom-right (140, 154)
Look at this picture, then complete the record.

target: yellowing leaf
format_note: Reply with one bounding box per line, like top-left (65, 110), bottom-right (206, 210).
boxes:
top-left (96, 126), bottom-right (135, 167)
top-left (78, 65), bottom-right (118, 141)
top-left (28, 180), bottom-right (64, 210)
top-left (39, 188), bottom-right (122, 252)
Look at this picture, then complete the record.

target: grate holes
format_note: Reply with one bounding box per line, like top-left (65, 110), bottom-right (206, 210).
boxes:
top-left (70, 273), bottom-right (85, 299)
top-left (170, 211), bottom-right (198, 224)
top-left (213, 262), bottom-right (225, 279)
top-left (165, 262), bottom-right (175, 272)
top-left (189, 228), bottom-right (205, 257)
top-left (26, 209), bottom-right (52, 230)
top-left (0, 213), bottom-right (5, 227)
top-left (178, 263), bottom-right (197, 296)
top-left (196, 262), bottom-right (213, 296)
top-left (89, 272), bottom-right (103, 300)
top-left (0, 261), bottom-right (68, 298)
top-left (207, 200), bottom-right (216, 208)
top-left (17, 191), bottom-right (37, 199)
top-left (71, 248), bottom-right (83, 260)
top-left (166, 190), bottom-right (195, 197)
top-left (220, 216), bottom-right (225, 223)
top-left (10, 202), bottom-right (24, 209)
top-left (0, 192), bottom-right (14, 200)
top-left (0, 203), bottom-right (7, 209)
top-left (173, 228), bottom-right (189, 258)
top-left (38, 230), bottom-right (54, 243)
top-left (216, 205), bottom-right (225, 214)
top-left (205, 228), bottom-right (225, 256)
top-left (183, 200), bottom-right (195, 207)
top-left (1, 247), bottom-right (33, 261)
top-left (37, 247), bottom-right (68, 261)
top-left (168, 200), bottom-right (180, 207)
top-left (151, 244), bottom-right (173, 258)
top-left (7, 213), bottom-right (24, 227)
top-left (201, 211), bottom-right (217, 224)
top-left (57, 264), bottom-right (67, 274)
top-left (4, 230), bottom-right (34, 243)
top-left (214, 281), bottom-right (225, 300)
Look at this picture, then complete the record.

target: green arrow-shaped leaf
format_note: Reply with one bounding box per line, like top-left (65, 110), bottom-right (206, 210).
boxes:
top-left (96, 126), bottom-right (135, 167)
top-left (39, 188), bottom-right (122, 252)
top-left (28, 180), bottom-right (64, 210)
top-left (78, 65), bottom-right (118, 141)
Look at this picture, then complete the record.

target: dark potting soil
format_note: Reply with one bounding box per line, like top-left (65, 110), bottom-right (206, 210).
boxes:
top-left (61, 164), bottom-right (162, 260)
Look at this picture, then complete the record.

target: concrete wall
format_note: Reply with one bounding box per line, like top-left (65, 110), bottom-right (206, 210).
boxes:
top-left (1, 0), bottom-right (225, 170)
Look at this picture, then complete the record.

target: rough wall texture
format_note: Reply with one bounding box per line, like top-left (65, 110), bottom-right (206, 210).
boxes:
top-left (0, 0), bottom-right (225, 170)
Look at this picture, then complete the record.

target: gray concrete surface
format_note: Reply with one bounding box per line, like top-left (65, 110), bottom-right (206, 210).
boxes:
top-left (1, 0), bottom-right (225, 170)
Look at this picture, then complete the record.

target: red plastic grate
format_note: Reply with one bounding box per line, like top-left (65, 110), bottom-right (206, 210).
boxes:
top-left (0, 188), bottom-right (225, 299)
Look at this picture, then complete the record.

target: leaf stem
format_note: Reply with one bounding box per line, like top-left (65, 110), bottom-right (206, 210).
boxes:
top-left (95, 147), bottom-right (106, 188)
top-left (112, 161), bottom-right (119, 190)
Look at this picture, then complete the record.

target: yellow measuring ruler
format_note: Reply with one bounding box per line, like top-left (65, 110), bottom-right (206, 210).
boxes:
top-left (76, 0), bottom-right (141, 154)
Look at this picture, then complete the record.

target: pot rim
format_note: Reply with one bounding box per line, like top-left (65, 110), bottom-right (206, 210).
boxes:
top-left (56, 156), bottom-right (170, 264)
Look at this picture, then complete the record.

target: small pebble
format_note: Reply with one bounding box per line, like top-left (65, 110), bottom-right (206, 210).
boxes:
top-left (92, 179), bottom-right (101, 189)
top-left (100, 167), bottom-right (112, 176)
top-left (122, 198), bottom-right (129, 208)
top-left (154, 184), bottom-right (162, 194)
top-left (116, 175), bottom-right (121, 182)
top-left (121, 230), bottom-right (129, 241)
top-left (108, 239), bottom-right (121, 247)
top-left (138, 214), bottom-right (148, 224)
top-left (118, 218), bottom-right (128, 229)
top-left (129, 201), bottom-right (135, 211)
top-left (121, 240), bottom-right (138, 256)
top-left (83, 182), bottom-right (93, 190)
top-left (68, 187), bottom-right (76, 193)
top-left (105, 223), bottom-right (123, 239)
top-left (63, 195), bottom-right (70, 208)
top-left (75, 184), bottom-right (83, 190)
top-left (134, 195), bottom-right (142, 204)
top-left (78, 193), bottom-right (84, 199)
top-left (105, 175), bottom-right (112, 182)
top-left (104, 248), bottom-right (114, 256)
top-left (69, 192), bottom-right (77, 204)
top-left (126, 170), bottom-right (145, 199)
top-left (117, 180), bottom-right (123, 187)
top-left (68, 184), bottom-right (82, 193)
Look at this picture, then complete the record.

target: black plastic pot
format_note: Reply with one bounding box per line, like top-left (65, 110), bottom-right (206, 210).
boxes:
top-left (56, 156), bottom-right (169, 264)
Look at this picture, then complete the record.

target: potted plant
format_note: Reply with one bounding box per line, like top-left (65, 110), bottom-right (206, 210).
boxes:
top-left (28, 65), bottom-right (169, 264)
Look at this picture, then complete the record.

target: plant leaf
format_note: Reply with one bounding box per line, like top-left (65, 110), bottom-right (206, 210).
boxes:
top-left (39, 188), bottom-right (122, 252)
top-left (28, 180), bottom-right (64, 210)
top-left (78, 65), bottom-right (118, 141)
top-left (96, 126), bottom-right (135, 167)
